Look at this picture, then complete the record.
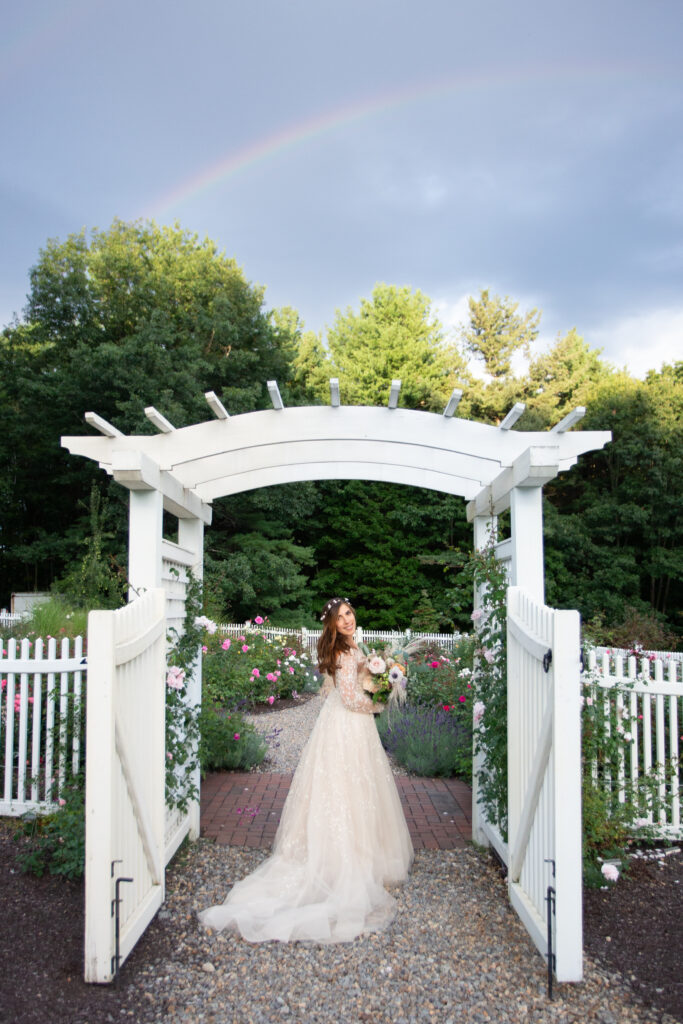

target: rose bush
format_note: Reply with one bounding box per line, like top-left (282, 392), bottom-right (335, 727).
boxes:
top-left (200, 619), bottom-right (318, 708)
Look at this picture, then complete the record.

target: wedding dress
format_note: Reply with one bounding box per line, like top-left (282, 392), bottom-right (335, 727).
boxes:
top-left (199, 647), bottom-right (414, 943)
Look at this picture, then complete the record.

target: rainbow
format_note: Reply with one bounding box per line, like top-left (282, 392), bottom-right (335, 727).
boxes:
top-left (141, 63), bottom-right (603, 221)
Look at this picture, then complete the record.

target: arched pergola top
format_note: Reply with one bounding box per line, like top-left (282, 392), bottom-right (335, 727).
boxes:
top-left (62, 381), bottom-right (611, 528)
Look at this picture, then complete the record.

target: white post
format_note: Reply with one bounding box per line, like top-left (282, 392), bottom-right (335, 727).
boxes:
top-left (509, 486), bottom-right (545, 603)
top-left (178, 516), bottom-right (204, 840)
top-left (471, 514), bottom-right (496, 846)
top-left (552, 607), bottom-right (583, 981)
top-left (84, 608), bottom-right (115, 983)
top-left (128, 489), bottom-right (164, 600)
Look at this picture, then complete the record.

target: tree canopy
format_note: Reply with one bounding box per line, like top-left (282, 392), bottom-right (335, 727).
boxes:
top-left (1, 219), bottom-right (680, 644)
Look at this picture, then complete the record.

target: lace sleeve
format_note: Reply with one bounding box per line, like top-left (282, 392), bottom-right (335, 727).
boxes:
top-left (335, 650), bottom-right (377, 714)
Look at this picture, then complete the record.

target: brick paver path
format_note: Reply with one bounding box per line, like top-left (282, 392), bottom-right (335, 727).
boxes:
top-left (201, 772), bottom-right (472, 850)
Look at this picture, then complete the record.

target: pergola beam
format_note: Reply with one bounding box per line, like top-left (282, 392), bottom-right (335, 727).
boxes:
top-left (84, 412), bottom-right (123, 438)
top-left (144, 407), bottom-right (175, 434)
top-left (110, 450), bottom-right (212, 524)
top-left (499, 403), bottom-right (526, 431)
top-left (443, 389), bottom-right (463, 418)
top-left (551, 407), bottom-right (585, 433)
top-left (267, 380), bottom-right (284, 410)
top-left (204, 391), bottom-right (229, 420)
top-left (329, 378), bottom-right (340, 407)
top-left (466, 445), bottom-right (563, 521)
top-left (388, 379), bottom-right (401, 409)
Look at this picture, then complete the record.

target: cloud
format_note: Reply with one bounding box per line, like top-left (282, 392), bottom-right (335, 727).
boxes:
top-left (589, 307), bottom-right (683, 379)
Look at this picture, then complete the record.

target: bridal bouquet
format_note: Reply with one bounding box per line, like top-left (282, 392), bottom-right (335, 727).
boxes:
top-left (362, 651), bottom-right (408, 707)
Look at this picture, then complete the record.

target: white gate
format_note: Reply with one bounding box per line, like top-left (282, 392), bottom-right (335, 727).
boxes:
top-left (507, 586), bottom-right (582, 982)
top-left (84, 589), bottom-right (167, 983)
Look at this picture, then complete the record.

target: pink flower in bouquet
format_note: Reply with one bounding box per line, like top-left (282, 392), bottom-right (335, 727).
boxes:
top-left (367, 655), bottom-right (387, 675)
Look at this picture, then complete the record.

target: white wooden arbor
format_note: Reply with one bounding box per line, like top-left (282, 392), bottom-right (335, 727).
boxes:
top-left (63, 381), bottom-right (610, 606)
top-left (63, 380), bottom-right (610, 983)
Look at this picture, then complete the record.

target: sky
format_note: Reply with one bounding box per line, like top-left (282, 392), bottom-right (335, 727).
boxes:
top-left (2, 0), bottom-right (682, 379)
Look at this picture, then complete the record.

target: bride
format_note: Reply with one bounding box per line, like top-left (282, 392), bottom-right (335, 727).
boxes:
top-left (198, 597), bottom-right (414, 943)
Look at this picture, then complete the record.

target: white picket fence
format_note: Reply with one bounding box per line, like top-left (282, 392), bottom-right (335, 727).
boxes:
top-left (585, 650), bottom-right (681, 835)
top-left (220, 622), bottom-right (463, 656)
top-left (1, 634), bottom-right (200, 859)
top-left (0, 636), bottom-right (86, 814)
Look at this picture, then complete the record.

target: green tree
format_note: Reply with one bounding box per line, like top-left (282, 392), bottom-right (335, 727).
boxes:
top-left (543, 366), bottom-right (683, 638)
top-left (522, 328), bottom-right (613, 427)
top-left (460, 288), bottom-right (540, 380)
top-left (458, 289), bottom-right (540, 424)
top-left (326, 283), bottom-right (468, 410)
top-left (0, 220), bottom-right (296, 604)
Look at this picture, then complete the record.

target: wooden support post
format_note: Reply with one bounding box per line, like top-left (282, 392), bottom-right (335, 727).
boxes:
top-left (128, 489), bottom-right (163, 601)
top-left (471, 514), bottom-right (496, 847)
top-left (509, 486), bottom-right (545, 604)
top-left (177, 517), bottom-right (204, 841)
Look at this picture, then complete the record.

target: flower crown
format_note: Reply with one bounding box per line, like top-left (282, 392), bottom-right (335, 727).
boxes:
top-left (320, 596), bottom-right (351, 621)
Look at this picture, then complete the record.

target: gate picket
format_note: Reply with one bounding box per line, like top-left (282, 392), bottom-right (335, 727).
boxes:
top-left (84, 589), bottom-right (167, 984)
top-left (507, 587), bottom-right (583, 983)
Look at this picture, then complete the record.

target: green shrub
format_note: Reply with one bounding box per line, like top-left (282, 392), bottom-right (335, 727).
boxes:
top-left (16, 778), bottom-right (86, 880)
top-left (201, 625), bottom-right (317, 707)
top-left (1, 599), bottom-right (88, 644)
top-left (377, 705), bottom-right (471, 779)
top-left (198, 701), bottom-right (268, 772)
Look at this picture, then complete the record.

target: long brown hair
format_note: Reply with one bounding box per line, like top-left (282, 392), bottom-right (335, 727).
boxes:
top-left (317, 598), bottom-right (355, 676)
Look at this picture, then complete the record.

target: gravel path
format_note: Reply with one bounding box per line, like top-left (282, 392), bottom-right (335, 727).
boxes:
top-left (122, 842), bottom-right (677, 1024)
top-left (245, 693), bottom-right (409, 775)
top-left (108, 696), bottom-right (679, 1024)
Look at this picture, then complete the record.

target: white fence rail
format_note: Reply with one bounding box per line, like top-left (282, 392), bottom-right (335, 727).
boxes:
top-left (219, 622), bottom-right (464, 656)
top-left (586, 650), bottom-right (681, 835)
top-left (0, 637), bottom-right (85, 815)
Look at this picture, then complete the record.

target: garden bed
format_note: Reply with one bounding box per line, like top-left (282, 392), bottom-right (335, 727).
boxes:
top-left (1, 821), bottom-right (680, 1023)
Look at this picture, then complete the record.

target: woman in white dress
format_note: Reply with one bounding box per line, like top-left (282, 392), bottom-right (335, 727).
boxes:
top-left (198, 597), bottom-right (414, 943)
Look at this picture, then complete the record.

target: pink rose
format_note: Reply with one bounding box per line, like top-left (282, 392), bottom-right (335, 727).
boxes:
top-left (234, 733), bottom-right (240, 740)
top-left (222, 639), bottom-right (231, 650)
top-left (252, 668), bottom-right (260, 678)
top-left (268, 695), bottom-right (275, 705)
top-left (267, 672), bottom-right (277, 682)
top-left (254, 615), bottom-right (264, 625)
top-left (430, 660), bottom-right (440, 669)
top-left (458, 695), bottom-right (466, 703)
top-left (241, 644), bottom-right (249, 653)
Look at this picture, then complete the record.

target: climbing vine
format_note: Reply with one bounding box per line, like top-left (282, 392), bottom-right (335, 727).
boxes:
top-left (165, 570), bottom-right (203, 813)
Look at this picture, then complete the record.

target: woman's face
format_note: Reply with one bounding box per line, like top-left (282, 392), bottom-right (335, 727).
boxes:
top-left (335, 603), bottom-right (356, 637)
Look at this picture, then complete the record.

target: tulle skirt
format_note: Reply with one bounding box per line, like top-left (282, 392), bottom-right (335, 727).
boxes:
top-left (198, 689), bottom-right (414, 943)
